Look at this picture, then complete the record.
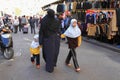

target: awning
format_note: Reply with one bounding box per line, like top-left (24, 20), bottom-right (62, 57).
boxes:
top-left (41, 0), bottom-right (60, 6)
top-left (42, 0), bottom-right (64, 10)
top-left (0, 0), bottom-right (65, 16)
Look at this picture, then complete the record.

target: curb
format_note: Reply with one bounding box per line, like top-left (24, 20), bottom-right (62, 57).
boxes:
top-left (83, 37), bottom-right (120, 53)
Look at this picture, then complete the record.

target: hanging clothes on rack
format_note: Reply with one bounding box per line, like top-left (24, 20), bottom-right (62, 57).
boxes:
top-left (72, 1), bottom-right (77, 12)
top-left (111, 10), bottom-right (118, 32)
top-left (86, 24), bottom-right (96, 37)
top-left (107, 0), bottom-right (111, 8)
top-left (76, 2), bottom-right (82, 9)
top-left (83, 1), bottom-right (92, 10)
top-left (86, 14), bottom-right (95, 24)
top-left (77, 10), bottom-right (86, 22)
top-left (101, 0), bottom-right (108, 8)
top-left (96, 24), bottom-right (101, 38)
top-left (116, 8), bottom-right (120, 28)
top-left (86, 10), bottom-right (96, 37)
top-left (110, 0), bottom-right (115, 8)
top-left (85, 9), bottom-right (118, 41)
top-left (94, 1), bottom-right (101, 8)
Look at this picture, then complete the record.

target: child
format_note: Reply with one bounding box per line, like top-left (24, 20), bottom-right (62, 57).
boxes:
top-left (30, 34), bottom-right (41, 69)
top-left (61, 19), bottom-right (82, 72)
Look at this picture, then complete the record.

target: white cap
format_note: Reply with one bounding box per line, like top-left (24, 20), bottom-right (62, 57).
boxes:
top-left (34, 34), bottom-right (39, 39)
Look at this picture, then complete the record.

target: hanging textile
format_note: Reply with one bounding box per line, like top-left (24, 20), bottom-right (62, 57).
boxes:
top-left (72, 1), bottom-right (77, 12)
top-left (77, 10), bottom-right (86, 22)
top-left (85, 9), bottom-right (118, 40)
top-left (86, 14), bottom-right (95, 24)
top-left (110, 0), bottom-right (115, 8)
top-left (94, 1), bottom-right (101, 8)
top-left (86, 24), bottom-right (96, 36)
top-left (76, 2), bottom-right (82, 9)
top-left (101, 0), bottom-right (108, 8)
top-left (111, 10), bottom-right (118, 32)
top-left (83, 1), bottom-right (92, 10)
top-left (107, 0), bottom-right (111, 8)
top-left (116, 8), bottom-right (120, 27)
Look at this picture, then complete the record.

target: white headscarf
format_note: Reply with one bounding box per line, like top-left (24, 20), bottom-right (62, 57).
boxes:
top-left (64, 19), bottom-right (81, 38)
top-left (31, 34), bottom-right (39, 48)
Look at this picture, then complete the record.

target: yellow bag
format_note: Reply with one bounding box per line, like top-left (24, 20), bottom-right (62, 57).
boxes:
top-left (30, 46), bottom-right (40, 55)
top-left (61, 34), bottom-right (66, 38)
top-left (78, 36), bottom-right (82, 47)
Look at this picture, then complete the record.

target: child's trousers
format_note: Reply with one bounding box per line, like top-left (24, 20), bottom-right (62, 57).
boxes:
top-left (31, 54), bottom-right (40, 65)
top-left (65, 48), bottom-right (79, 69)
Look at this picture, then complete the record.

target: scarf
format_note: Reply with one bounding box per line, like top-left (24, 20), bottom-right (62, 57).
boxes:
top-left (64, 19), bottom-right (81, 38)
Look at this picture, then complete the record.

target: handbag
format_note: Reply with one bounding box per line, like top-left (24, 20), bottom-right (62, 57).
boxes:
top-left (78, 36), bottom-right (82, 47)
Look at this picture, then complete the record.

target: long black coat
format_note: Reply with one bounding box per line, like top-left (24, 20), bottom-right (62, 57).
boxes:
top-left (39, 10), bottom-right (61, 72)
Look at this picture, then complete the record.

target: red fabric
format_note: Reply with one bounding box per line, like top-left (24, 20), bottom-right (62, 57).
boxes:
top-left (86, 10), bottom-right (95, 14)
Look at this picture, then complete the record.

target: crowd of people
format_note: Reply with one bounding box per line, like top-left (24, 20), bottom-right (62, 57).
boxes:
top-left (0, 14), bottom-right (41, 34)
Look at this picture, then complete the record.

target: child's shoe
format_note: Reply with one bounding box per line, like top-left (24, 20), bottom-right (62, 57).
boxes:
top-left (75, 68), bottom-right (80, 72)
top-left (66, 63), bottom-right (72, 67)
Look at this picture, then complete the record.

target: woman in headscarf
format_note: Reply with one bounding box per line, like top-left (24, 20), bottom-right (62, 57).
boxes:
top-left (39, 9), bottom-right (61, 73)
top-left (61, 19), bottom-right (82, 72)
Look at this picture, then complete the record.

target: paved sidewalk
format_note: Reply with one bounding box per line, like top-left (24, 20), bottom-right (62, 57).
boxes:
top-left (83, 37), bottom-right (120, 53)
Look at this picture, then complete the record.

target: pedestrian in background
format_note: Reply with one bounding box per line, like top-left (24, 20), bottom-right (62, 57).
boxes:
top-left (21, 15), bottom-right (28, 30)
top-left (29, 16), bottom-right (36, 34)
top-left (21, 15), bottom-right (29, 33)
top-left (61, 19), bottom-right (82, 72)
top-left (35, 16), bottom-right (39, 28)
top-left (13, 16), bottom-right (19, 33)
top-left (18, 16), bottom-right (22, 32)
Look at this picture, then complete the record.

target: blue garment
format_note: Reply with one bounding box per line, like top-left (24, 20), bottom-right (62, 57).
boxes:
top-left (64, 18), bottom-right (69, 26)
top-left (93, 13), bottom-right (97, 24)
top-left (86, 14), bottom-right (95, 24)
top-left (61, 20), bottom-right (65, 28)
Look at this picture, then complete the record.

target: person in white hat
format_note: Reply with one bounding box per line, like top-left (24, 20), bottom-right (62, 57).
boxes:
top-left (30, 34), bottom-right (41, 69)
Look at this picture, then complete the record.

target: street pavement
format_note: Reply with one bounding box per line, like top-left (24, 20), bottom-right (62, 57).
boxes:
top-left (0, 28), bottom-right (120, 80)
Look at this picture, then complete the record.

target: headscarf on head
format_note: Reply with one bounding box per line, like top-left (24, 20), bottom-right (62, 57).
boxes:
top-left (39, 9), bottom-right (60, 38)
top-left (34, 34), bottom-right (39, 39)
top-left (64, 19), bottom-right (81, 38)
top-left (47, 9), bottom-right (55, 18)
